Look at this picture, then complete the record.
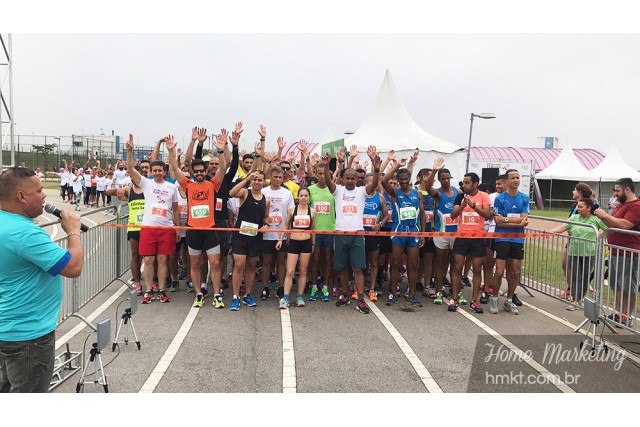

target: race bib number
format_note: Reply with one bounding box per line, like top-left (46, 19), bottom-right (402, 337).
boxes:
top-left (239, 221), bottom-right (259, 236)
top-left (315, 201), bottom-right (330, 214)
top-left (151, 204), bottom-right (168, 218)
top-left (215, 198), bottom-right (223, 211)
top-left (399, 206), bottom-right (417, 221)
top-left (91, 179), bottom-right (97, 185)
top-left (443, 213), bottom-right (458, 226)
top-left (293, 215), bottom-right (311, 228)
top-left (363, 214), bottom-right (377, 227)
top-left (424, 210), bottom-right (434, 222)
top-left (267, 213), bottom-right (283, 225)
top-left (190, 204), bottom-right (210, 219)
top-left (462, 212), bottom-right (481, 225)
top-left (342, 204), bottom-right (357, 215)
top-left (135, 211), bottom-right (144, 224)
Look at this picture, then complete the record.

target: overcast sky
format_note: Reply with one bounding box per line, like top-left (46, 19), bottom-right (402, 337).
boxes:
top-left (6, 11), bottom-right (640, 169)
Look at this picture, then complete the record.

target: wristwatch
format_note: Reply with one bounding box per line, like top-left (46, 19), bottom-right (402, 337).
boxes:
top-left (504, 217), bottom-right (509, 223)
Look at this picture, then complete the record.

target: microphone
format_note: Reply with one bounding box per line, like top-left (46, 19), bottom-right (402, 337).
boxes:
top-left (44, 204), bottom-right (89, 232)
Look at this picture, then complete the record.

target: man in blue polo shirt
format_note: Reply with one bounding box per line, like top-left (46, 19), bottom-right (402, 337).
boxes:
top-left (0, 167), bottom-right (84, 393)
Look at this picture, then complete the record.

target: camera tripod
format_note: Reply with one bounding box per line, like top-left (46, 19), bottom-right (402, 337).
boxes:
top-left (76, 342), bottom-right (108, 393)
top-left (112, 307), bottom-right (141, 351)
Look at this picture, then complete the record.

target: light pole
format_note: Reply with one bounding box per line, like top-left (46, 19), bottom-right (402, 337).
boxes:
top-left (466, 113), bottom-right (496, 173)
top-left (54, 137), bottom-right (61, 169)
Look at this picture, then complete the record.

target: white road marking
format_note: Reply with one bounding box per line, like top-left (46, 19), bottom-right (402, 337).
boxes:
top-left (55, 284), bottom-right (130, 351)
top-left (446, 298), bottom-right (575, 393)
top-left (366, 301), bottom-right (443, 393)
top-left (139, 306), bottom-right (200, 393)
top-left (280, 308), bottom-right (296, 393)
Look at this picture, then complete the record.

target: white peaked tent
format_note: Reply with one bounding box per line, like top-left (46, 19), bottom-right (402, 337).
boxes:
top-left (348, 69), bottom-right (465, 180)
top-left (535, 145), bottom-right (597, 208)
top-left (536, 145), bottom-right (594, 181)
top-left (586, 146), bottom-right (640, 181)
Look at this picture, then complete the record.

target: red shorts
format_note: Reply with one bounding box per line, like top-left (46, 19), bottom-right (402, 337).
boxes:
top-left (139, 228), bottom-right (176, 256)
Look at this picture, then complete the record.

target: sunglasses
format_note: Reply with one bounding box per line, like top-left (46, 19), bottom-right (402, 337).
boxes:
top-left (282, 167), bottom-right (291, 171)
top-left (193, 169), bottom-right (206, 174)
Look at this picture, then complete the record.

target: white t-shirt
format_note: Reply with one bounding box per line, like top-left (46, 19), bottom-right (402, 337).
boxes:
top-left (261, 185), bottom-right (295, 240)
top-left (227, 198), bottom-right (241, 227)
top-left (113, 169), bottom-right (127, 187)
top-left (72, 174), bottom-right (83, 193)
top-left (139, 178), bottom-right (178, 227)
top-left (121, 176), bottom-right (132, 187)
top-left (104, 177), bottom-right (113, 191)
top-left (59, 170), bottom-right (69, 186)
top-left (95, 176), bottom-right (106, 191)
top-left (83, 173), bottom-right (93, 187)
top-left (175, 182), bottom-right (188, 238)
top-left (486, 192), bottom-right (499, 232)
top-left (333, 185), bottom-right (369, 231)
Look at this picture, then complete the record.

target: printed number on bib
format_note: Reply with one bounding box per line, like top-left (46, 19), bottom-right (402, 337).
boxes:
top-left (462, 212), bottom-right (481, 225)
top-left (239, 221), bottom-right (259, 237)
top-left (293, 215), bottom-right (310, 228)
top-left (363, 214), bottom-right (377, 227)
top-left (151, 204), bottom-right (168, 218)
top-left (443, 213), bottom-right (458, 226)
top-left (424, 210), bottom-right (434, 222)
top-left (135, 211), bottom-right (144, 224)
top-left (191, 204), bottom-right (210, 219)
top-left (399, 206), bottom-right (417, 221)
top-left (342, 204), bottom-right (357, 215)
top-left (267, 214), bottom-right (283, 226)
top-left (215, 198), bottom-right (223, 211)
top-left (315, 201), bottom-right (330, 214)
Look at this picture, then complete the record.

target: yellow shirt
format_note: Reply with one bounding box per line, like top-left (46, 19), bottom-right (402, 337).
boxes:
top-left (283, 180), bottom-right (299, 200)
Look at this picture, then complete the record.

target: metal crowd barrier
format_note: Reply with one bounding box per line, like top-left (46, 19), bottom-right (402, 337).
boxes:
top-left (521, 215), bottom-right (601, 311)
top-left (520, 215), bottom-right (639, 334)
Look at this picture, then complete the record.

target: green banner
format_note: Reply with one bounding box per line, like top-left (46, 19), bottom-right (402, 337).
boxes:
top-left (320, 138), bottom-right (345, 157)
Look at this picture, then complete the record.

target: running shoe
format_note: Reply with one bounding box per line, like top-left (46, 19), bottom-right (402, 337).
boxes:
top-left (243, 295), bottom-right (257, 307)
top-left (193, 293), bottom-right (204, 308)
top-left (386, 294), bottom-right (397, 306)
top-left (276, 287), bottom-right (284, 299)
top-left (151, 283), bottom-right (159, 300)
top-left (296, 296), bottom-right (305, 307)
top-left (230, 297), bottom-right (240, 311)
top-left (321, 288), bottom-right (331, 302)
top-left (186, 281), bottom-right (194, 293)
top-left (621, 314), bottom-right (635, 328)
top-left (479, 290), bottom-right (489, 304)
top-left (260, 286), bottom-right (270, 300)
top-left (442, 276), bottom-right (452, 287)
top-left (489, 298), bottom-right (499, 314)
top-left (447, 299), bottom-right (458, 312)
top-left (308, 288), bottom-right (319, 301)
top-left (457, 291), bottom-right (467, 305)
top-left (503, 300), bottom-right (519, 315)
top-left (158, 291), bottom-right (170, 303)
top-left (423, 287), bottom-right (437, 299)
top-left (213, 295), bottom-right (225, 309)
top-left (404, 288), bottom-right (410, 298)
top-left (433, 291), bottom-right (443, 305)
top-left (201, 287), bottom-right (209, 298)
top-left (356, 300), bottom-right (370, 314)
top-left (369, 290), bottom-right (378, 302)
top-left (135, 284), bottom-right (143, 296)
top-left (607, 312), bottom-right (620, 323)
top-left (169, 280), bottom-right (179, 292)
top-left (469, 300), bottom-right (483, 314)
top-left (556, 288), bottom-right (570, 299)
top-left (416, 282), bottom-right (425, 292)
top-left (512, 294), bottom-right (523, 307)
top-left (304, 282), bottom-right (312, 294)
top-left (566, 304), bottom-right (577, 311)
top-left (405, 296), bottom-right (423, 307)
top-left (336, 295), bottom-right (350, 307)
top-left (351, 290), bottom-right (358, 300)
top-left (331, 285), bottom-right (340, 297)
top-left (279, 298), bottom-right (289, 310)
top-left (178, 271), bottom-right (187, 281)
top-left (462, 277), bottom-right (472, 288)
top-left (142, 290), bottom-right (153, 304)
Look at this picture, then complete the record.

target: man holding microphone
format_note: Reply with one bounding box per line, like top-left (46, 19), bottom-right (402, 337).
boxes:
top-left (0, 167), bottom-right (84, 393)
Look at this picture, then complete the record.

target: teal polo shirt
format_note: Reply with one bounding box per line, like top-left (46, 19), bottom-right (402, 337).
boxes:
top-left (0, 210), bottom-right (70, 341)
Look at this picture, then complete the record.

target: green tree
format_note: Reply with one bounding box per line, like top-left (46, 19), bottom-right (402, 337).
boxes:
top-left (32, 143), bottom-right (56, 171)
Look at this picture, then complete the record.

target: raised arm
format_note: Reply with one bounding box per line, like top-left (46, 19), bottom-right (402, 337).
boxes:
top-left (185, 127), bottom-right (202, 166)
top-left (230, 172), bottom-right (256, 199)
top-left (322, 152), bottom-right (337, 194)
top-left (365, 146), bottom-right (382, 197)
top-left (150, 137), bottom-right (164, 162)
top-left (166, 134), bottom-right (185, 184)
top-left (213, 130), bottom-right (228, 184)
top-left (381, 155), bottom-right (406, 198)
top-left (126, 134), bottom-right (142, 187)
top-left (347, 144), bottom-right (358, 169)
top-left (407, 150), bottom-right (419, 177)
top-left (425, 157), bottom-right (444, 198)
top-left (276, 136), bottom-right (285, 164)
top-left (224, 121), bottom-right (242, 183)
